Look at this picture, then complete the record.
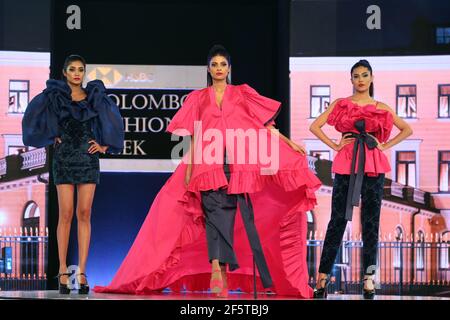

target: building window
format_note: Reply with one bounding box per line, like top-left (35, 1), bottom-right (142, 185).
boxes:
top-left (9, 80), bottom-right (30, 114)
top-left (396, 85), bottom-right (417, 118)
top-left (396, 151), bottom-right (417, 188)
top-left (416, 231), bottom-right (425, 270)
top-left (439, 151), bottom-right (450, 192)
top-left (309, 150), bottom-right (331, 161)
top-left (310, 85), bottom-right (330, 118)
top-left (440, 232), bottom-right (449, 270)
top-left (438, 84), bottom-right (450, 118)
top-left (393, 226), bottom-right (403, 269)
top-left (436, 27), bottom-right (450, 44)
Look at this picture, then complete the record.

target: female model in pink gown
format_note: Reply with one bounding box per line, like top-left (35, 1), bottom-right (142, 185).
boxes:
top-left (94, 45), bottom-right (321, 298)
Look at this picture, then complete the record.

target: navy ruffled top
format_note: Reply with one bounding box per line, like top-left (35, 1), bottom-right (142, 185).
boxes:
top-left (22, 79), bottom-right (124, 154)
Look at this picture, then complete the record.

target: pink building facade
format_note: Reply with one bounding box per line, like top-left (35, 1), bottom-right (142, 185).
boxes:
top-left (0, 51), bottom-right (50, 278)
top-left (290, 56), bottom-right (450, 283)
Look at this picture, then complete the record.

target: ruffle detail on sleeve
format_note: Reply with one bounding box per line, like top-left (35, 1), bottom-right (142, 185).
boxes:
top-left (85, 80), bottom-right (125, 154)
top-left (166, 90), bottom-right (199, 136)
top-left (23, 79), bottom-right (123, 152)
top-left (374, 107), bottom-right (395, 143)
top-left (240, 84), bottom-right (281, 126)
top-left (21, 80), bottom-right (72, 148)
top-left (326, 98), bottom-right (346, 126)
top-left (46, 79), bottom-right (98, 123)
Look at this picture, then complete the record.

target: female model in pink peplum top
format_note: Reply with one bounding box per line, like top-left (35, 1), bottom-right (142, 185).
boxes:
top-left (309, 59), bottom-right (413, 299)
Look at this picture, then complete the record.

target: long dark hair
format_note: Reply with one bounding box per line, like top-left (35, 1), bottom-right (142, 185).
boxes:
top-left (350, 59), bottom-right (374, 97)
top-left (206, 45), bottom-right (231, 86)
top-left (62, 54), bottom-right (86, 80)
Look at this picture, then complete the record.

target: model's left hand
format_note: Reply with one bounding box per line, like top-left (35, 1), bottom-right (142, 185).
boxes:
top-left (88, 140), bottom-right (108, 154)
top-left (289, 141), bottom-right (307, 155)
top-left (367, 134), bottom-right (385, 151)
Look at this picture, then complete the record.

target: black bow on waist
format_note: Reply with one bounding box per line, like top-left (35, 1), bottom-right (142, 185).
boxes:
top-left (343, 119), bottom-right (378, 221)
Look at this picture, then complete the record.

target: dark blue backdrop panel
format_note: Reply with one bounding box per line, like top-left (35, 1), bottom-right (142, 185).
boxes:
top-left (67, 171), bottom-right (171, 286)
top-left (48, 0), bottom-right (284, 288)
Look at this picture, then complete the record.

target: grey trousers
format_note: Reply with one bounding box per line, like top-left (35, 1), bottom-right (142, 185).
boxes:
top-left (200, 161), bottom-right (273, 288)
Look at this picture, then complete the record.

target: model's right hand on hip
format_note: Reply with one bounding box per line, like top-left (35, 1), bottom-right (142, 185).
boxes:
top-left (54, 137), bottom-right (62, 145)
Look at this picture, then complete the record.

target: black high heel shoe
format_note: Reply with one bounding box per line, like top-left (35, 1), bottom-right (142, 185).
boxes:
top-left (363, 277), bottom-right (376, 300)
top-left (77, 273), bottom-right (90, 294)
top-left (313, 275), bottom-right (330, 299)
top-left (56, 273), bottom-right (72, 294)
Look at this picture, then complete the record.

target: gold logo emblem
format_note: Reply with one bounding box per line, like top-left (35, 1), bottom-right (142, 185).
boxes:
top-left (88, 67), bottom-right (123, 85)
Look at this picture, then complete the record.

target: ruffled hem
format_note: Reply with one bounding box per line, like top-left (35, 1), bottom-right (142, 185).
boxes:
top-left (95, 186), bottom-right (206, 294)
top-left (93, 160), bottom-right (318, 297)
top-left (179, 190), bottom-right (204, 225)
top-left (332, 166), bottom-right (391, 176)
top-left (332, 142), bottom-right (392, 176)
top-left (94, 220), bottom-right (314, 298)
top-left (94, 251), bottom-right (182, 294)
top-left (94, 272), bottom-right (312, 298)
top-left (187, 167), bottom-right (229, 192)
top-left (332, 168), bottom-right (391, 176)
top-left (94, 204), bottom-right (314, 298)
top-left (278, 207), bottom-right (314, 297)
top-left (187, 167), bottom-right (321, 197)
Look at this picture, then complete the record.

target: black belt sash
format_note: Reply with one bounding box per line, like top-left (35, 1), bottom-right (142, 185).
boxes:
top-left (223, 153), bottom-right (273, 289)
top-left (237, 194), bottom-right (273, 288)
top-left (343, 119), bottom-right (378, 221)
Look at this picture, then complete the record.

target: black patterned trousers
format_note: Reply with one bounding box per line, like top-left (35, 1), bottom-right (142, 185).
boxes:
top-left (318, 173), bottom-right (385, 275)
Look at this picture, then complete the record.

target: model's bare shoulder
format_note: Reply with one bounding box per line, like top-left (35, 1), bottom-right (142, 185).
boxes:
top-left (376, 102), bottom-right (395, 115)
top-left (324, 98), bottom-right (344, 114)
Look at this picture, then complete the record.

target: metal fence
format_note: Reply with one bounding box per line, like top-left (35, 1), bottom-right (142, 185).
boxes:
top-left (0, 228), bottom-right (48, 291)
top-left (307, 238), bottom-right (450, 297)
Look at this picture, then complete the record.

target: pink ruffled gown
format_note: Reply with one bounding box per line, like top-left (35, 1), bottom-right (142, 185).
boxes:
top-left (93, 84), bottom-right (322, 297)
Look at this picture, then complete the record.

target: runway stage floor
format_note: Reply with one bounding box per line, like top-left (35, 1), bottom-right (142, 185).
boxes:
top-left (0, 290), bottom-right (448, 300)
